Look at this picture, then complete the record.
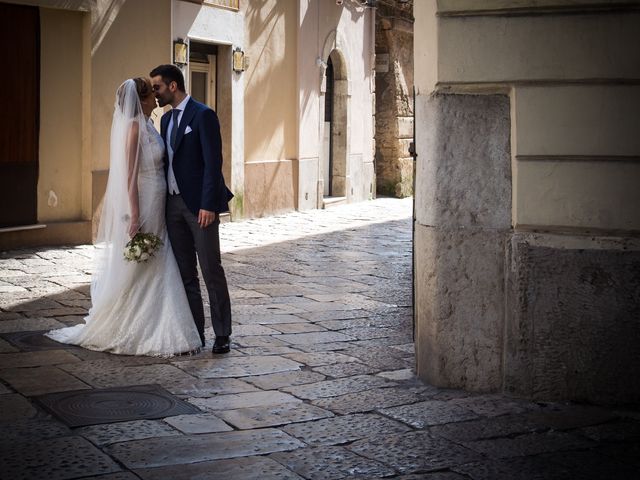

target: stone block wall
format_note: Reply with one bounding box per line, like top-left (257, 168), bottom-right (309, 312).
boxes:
top-left (505, 234), bottom-right (640, 404)
top-left (374, 1), bottom-right (414, 198)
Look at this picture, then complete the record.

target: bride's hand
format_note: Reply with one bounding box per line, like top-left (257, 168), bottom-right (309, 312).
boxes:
top-left (128, 215), bottom-right (140, 237)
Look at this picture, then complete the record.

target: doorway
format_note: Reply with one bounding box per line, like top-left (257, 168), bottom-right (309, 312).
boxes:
top-left (322, 49), bottom-right (348, 201)
top-left (0, 4), bottom-right (39, 228)
top-left (323, 57), bottom-right (334, 196)
top-left (188, 41), bottom-right (217, 110)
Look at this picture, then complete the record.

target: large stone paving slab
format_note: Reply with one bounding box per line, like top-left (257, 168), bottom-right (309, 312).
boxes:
top-left (463, 430), bottom-right (595, 458)
top-left (377, 368), bottom-right (415, 381)
top-left (0, 336), bottom-right (19, 352)
top-left (0, 393), bottom-right (38, 421)
top-left (0, 419), bottom-right (71, 446)
top-left (524, 404), bottom-right (619, 430)
top-left (1, 329), bottom-right (77, 351)
top-left (235, 345), bottom-right (301, 356)
top-left (79, 473), bottom-right (140, 480)
top-left (339, 345), bottom-right (413, 370)
top-left (311, 386), bottom-right (422, 415)
top-left (540, 450), bottom-right (640, 480)
top-left (453, 457), bottom-right (573, 480)
top-left (349, 334), bottom-right (414, 349)
top-left (75, 419), bottom-right (181, 446)
top-left (270, 322), bottom-right (328, 334)
top-left (376, 474), bottom-right (468, 480)
top-left (0, 297), bottom-right (63, 312)
top-left (135, 456), bottom-right (304, 480)
top-left (282, 413), bottom-right (411, 446)
top-left (429, 415), bottom-right (543, 443)
top-left (282, 375), bottom-right (394, 400)
top-left (312, 362), bottom-right (381, 378)
top-left (168, 377), bottom-right (261, 397)
top-left (380, 400), bottom-right (479, 428)
top-left (232, 324), bottom-right (282, 336)
top-left (575, 418), bottom-right (640, 442)
top-left (597, 442), bottom-right (640, 470)
top-left (58, 362), bottom-right (218, 395)
top-left (317, 317), bottom-right (384, 331)
top-left (189, 390), bottom-right (301, 411)
top-left (0, 365), bottom-right (91, 396)
top-left (270, 445), bottom-right (396, 480)
top-left (283, 351), bottom-right (360, 367)
top-left (339, 326), bottom-right (400, 340)
top-left (233, 313), bottom-right (306, 325)
top-left (243, 370), bottom-right (327, 390)
top-left (0, 349), bottom-right (81, 368)
top-left (2, 436), bottom-right (122, 479)
top-left (163, 413), bottom-right (233, 434)
top-left (348, 431), bottom-right (484, 474)
top-left (448, 394), bottom-right (541, 418)
top-left (106, 428), bottom-right (305, 469)
top-left (232, 335), bottom-right (291, 348)
top-left (216, 402), bottom-right (334, 429)
top-left (277, 331), bottom-right (357, 345)
top-left (174, 355), bottom-right (303, 378)
top-left (291, 343), bottom-right (354, 354)
top-left (233, 302), bottom-right (306, 315)
top-left (295, 309), bottom-right (371, 322)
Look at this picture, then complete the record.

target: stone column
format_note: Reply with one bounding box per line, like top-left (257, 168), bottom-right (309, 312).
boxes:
top-left (414, 93), bottom-right (512, 391)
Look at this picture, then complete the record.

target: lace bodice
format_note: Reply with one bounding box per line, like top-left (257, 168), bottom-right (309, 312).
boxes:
top-left (139, 119), bottom-right (165, 175)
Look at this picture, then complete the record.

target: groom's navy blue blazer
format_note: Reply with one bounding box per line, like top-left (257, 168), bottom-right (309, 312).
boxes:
top-left (160, 98), bottom-right (233, 215)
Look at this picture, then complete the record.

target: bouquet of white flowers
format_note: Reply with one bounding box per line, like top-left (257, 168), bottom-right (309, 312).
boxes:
top-left (123, 232), bottom-right (163, 263)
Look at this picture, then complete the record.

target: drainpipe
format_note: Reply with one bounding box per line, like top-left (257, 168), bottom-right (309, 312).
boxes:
top-left (409, 86), bottom-right (417, 341)
top-left (370, 1), bottom-right (376, 200)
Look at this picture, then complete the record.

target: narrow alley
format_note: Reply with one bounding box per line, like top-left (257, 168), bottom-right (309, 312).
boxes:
top-left (1, 198), bottom-right (637, 479)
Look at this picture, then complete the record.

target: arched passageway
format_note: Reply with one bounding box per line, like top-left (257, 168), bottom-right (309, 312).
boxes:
top-left (322, 49), bottom-right (349, 201)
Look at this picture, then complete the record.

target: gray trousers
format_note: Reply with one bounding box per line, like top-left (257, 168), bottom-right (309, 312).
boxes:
top-left (166, 194), bottom-right (232, 341)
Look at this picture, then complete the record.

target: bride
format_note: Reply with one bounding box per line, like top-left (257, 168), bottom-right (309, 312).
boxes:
top-left (46, 78), bottom-right (202, 356)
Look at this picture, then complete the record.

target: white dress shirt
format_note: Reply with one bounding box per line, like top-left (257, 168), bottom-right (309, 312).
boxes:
top-left (167, 95), bottom-right (191, 195)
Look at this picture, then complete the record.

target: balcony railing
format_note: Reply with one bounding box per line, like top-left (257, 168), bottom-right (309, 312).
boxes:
top-left (203, 0), bottom-right (239, 11)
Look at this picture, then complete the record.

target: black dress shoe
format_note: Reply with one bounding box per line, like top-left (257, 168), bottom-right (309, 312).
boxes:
top-left (212, 336), bottom-right (230, 354)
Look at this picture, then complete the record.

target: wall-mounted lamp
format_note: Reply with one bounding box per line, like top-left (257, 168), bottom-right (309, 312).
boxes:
top-left (233, 47), bottom-right (245, 73)
top-left (173, 39), bottom-right (188, 66)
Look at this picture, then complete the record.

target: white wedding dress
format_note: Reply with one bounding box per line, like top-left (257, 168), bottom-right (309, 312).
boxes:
top-left (47, 81), bottom-right (201, 356)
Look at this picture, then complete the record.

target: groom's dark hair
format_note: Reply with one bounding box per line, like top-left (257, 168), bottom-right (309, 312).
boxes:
top-left (150, 64), bottom-right (186, 92)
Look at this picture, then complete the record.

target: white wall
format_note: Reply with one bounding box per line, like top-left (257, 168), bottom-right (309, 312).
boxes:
top-left (297, 0), bottom-right (375, 207)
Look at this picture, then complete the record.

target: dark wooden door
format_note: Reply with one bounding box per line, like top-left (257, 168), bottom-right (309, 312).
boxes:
top-left (0, 3), bottom-right (39, 228)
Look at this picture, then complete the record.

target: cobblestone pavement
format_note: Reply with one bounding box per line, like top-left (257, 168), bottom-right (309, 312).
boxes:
top-left (1, 198), bottom-right (639, 479)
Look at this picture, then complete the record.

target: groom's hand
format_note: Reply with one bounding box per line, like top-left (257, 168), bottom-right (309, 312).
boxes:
top-left (198, 209), bottom-right (216, 228)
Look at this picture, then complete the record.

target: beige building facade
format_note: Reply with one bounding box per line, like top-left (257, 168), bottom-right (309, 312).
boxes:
top-left (414, 0), bottom-right (640, 403)
top-left (0, 0), bottom-right (377, 249)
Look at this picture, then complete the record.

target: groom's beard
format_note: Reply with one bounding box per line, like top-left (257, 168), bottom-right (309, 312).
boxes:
top-left (155, 93), bottom-right (172, 108)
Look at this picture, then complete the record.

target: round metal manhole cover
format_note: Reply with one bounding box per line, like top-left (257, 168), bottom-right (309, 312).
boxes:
top-left (37, 385), bottom-right (201, 427)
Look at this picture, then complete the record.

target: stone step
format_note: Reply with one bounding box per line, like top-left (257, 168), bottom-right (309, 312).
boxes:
top-left (322, 196), bottom-right (347, 209)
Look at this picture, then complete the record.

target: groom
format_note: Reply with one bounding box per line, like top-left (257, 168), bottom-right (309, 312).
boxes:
top-left (150, 64), bottom-right (233, 354)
